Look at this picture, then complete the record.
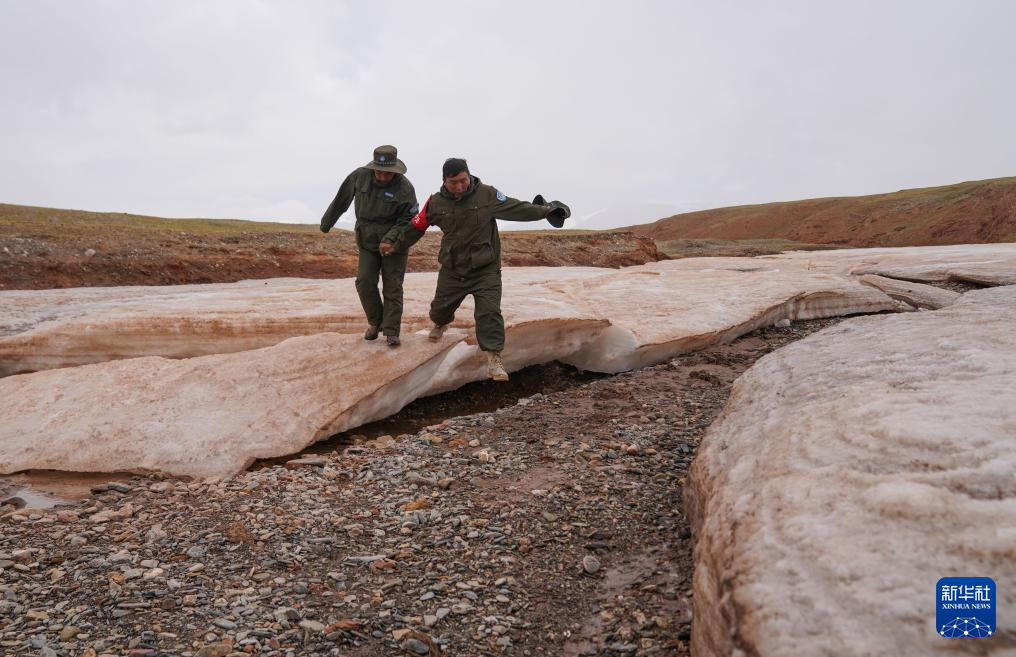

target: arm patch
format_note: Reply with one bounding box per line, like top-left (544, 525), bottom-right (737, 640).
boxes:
top-left (495, 190), bottom-right (507, 202)
top-left (411, 196), bottom-right (431, 231)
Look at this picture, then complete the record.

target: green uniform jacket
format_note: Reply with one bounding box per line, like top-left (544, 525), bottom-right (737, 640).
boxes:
top-left (392, 176), bottom-right (554, 275)
top-left (320, 168), bottom-right (418, 252)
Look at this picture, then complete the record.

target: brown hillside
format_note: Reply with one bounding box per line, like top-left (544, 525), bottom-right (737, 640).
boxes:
top-left (626, 177), bottom-right (1016, 248)
top-left (0, 204), bottom-right (661, 290)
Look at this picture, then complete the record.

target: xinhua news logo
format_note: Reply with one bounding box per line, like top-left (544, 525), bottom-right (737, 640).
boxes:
top-left (937, 577), bottom-right (996, 638)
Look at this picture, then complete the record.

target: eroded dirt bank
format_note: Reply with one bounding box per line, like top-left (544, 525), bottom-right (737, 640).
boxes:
top-left (0, 320), bottom-right (838, 657)
top-left (0, 203), bottom-right (661, 290)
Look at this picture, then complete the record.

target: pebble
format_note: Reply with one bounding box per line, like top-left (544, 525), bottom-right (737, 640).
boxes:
top-left (298, 619), bottom-right (325, 632)
top-left (286, 457), bottom-right (327, 468)
top-left (608, 641), bottom-right (639, 654)
top-left (109, 550), bottom-right (131, 563)
top-left (60, 625), bottom-right (81, 641)
top-left (11, 549), bottom-right (34, 562)
top-left (582, 555), bottom-right (602, 575)
top-left (403, 637), bottom-right (431, 654)
top-left (146, 525), bottom-right (168, 543)
top-left (194, 644), bottom-right (232, 657)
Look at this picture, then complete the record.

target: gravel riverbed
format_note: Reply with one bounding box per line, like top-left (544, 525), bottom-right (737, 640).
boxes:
top-left (0, 320), bottom-right (838, 657)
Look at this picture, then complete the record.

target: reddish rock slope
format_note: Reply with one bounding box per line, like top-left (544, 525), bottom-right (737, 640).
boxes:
top-left (627, 177), bottom-right (1016, 247)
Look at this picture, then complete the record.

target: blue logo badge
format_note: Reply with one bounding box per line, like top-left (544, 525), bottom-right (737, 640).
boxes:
top-left (384, 192), bottom-right (394, 198)
top-left (937, 577), bottom-right (995, 637)
top-left (379, 155), bottom-right (386, 162)
top-left (495, 190), bottom-right (507, 202)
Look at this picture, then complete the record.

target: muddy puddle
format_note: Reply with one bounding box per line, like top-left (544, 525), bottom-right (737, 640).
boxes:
top-left (1, 488), bottom-right (63, 510)
top-left (0, 470), bottom-right (138, 509)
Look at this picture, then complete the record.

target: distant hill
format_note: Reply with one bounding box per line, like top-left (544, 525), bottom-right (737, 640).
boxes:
top-left (0, 203), bottom-right (660, 290)
top-left (625, 177), bottom-right (1016, 248)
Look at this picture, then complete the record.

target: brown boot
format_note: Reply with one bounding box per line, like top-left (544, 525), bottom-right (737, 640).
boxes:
top-left (386, 335), bottom-right (400, 348)
top-left (428, 323), bottom-right (449, 342)
top-left (486, 351), bottom-right (509, 382)
top-left (364, 325), bottom-right (380, 341)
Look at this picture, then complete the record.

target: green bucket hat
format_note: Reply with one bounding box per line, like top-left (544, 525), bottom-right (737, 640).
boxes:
top-left (365, 144), bottom-right (407, 174)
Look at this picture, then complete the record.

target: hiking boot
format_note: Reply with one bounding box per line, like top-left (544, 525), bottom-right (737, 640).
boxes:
top-left (428, 323), bottom-right (449, 342)
top-left (386, 335), bottom-right (401, 348)
top-left (364, 325), bottom-right (380, 341)
top-left (486, 350), bottom-right (509, 382)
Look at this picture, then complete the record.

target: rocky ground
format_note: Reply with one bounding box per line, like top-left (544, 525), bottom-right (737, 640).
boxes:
top-left (0, 319), bottom-right (840, 657)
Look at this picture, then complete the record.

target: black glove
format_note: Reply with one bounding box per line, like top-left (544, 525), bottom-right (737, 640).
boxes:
top-left (532, 194), bottom-right (547, 206)
top-left (546, 200), bottom-right (570, 228)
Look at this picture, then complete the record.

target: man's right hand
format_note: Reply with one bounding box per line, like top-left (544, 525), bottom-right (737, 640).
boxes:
top-left (379, 242), bottom-right (396, 256)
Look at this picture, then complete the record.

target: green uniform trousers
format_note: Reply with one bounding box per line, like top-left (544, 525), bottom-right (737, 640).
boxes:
top-left (355, 247), bottom-right (408, 336)
top-left (429, 267), bottom-right (504, 352)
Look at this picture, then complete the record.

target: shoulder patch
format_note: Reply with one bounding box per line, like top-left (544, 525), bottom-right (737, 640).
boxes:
top-left (495, 190), bottom-right (507, 203)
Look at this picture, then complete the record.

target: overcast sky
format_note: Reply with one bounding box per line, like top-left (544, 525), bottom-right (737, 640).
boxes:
top-left (2, 1), bottom-right (1014, 229)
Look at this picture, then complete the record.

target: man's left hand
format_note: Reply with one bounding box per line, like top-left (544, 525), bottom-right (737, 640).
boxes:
top-left (547, 201), bottom-right (571, 228)
top-left (379, 242), bottom-right (396, 256)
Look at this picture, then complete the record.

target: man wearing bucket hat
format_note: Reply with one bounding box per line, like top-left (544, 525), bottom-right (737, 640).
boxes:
top-left (379, 157), bottom-right (570, 381)
top-left (320, 145), bottom-right (419, 347)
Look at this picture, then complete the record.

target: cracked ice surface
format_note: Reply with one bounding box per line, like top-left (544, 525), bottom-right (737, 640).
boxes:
top-left (0, 263), bottom-right (900, 378)
top-left (666, 242), bottom-right (1016, 286)
top-left (0, 244), bottom-right (1012, 479)
top-left (686, 285), bottom-right (1016, 657)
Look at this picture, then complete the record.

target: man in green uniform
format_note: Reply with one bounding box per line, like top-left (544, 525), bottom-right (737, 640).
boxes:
top-left (320, 145), bottom-right (418, 347)
top-left (380, 157), bottom-right (570, 380)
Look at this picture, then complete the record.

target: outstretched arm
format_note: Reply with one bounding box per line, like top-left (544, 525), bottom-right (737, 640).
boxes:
top-left (491, 192), bottom-right (552, 223)
top-left (320, 171), bottom-right (357, 233)
top-left (493, 192), bottom-right (571, 227)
